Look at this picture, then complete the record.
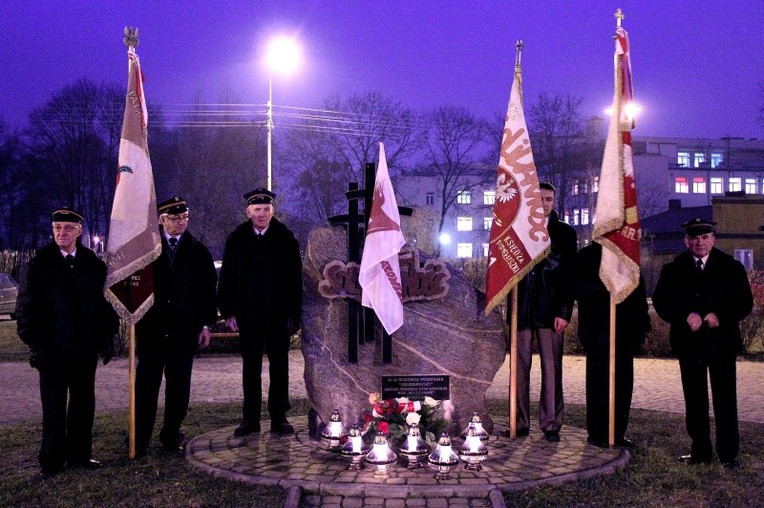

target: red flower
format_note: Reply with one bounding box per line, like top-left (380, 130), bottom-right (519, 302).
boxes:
top-left (378, 421), bottom-right (389, 434)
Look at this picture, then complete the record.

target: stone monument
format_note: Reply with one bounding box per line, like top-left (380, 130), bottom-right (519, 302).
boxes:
top-left (302, 225), bottom-right (507, 436)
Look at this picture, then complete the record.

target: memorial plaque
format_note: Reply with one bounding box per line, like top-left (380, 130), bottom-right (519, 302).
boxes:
top-left (382, 375), bottom-right (450, 401)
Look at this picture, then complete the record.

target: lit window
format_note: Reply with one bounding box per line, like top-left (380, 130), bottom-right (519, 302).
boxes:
top-left (483, 217), bottom-right (493, 230)
top-left (457, 191), bottom-right (471, 204)
top-left (563, 211), bottom-right (571, 224)
top-left (692, 177), bottom-right (706, 193)
top-left (711, 153), bottom-right (722, 168)
top-left (674, 176), bottom-right (689, 194)
top-left (457, 217), bottom-right (473, 231)
top-left (457, 243), bottom-right (473, 258)
top-left (482, 243), bottom-right (490, 257)
top-left (729, 177), bottom-right (741, 192)
top-left (710, 177), bottom-right (723, 194)
top-left (734, 249), bottom-right (753, 270)
top-left (573, 209), bottom-right (580, 226)
top-left (745, 178), bottom-right (757, 194)
top-left (572, 180), bottom-right (579, 196)
top-left (483, 191), bottom-right (495, 205)
top-left (581, 208), bottom-right (590, 225)
top-left (677, 152), bottom-right (690, 167)
top-left (592, 176), bottom-right (599, 193)
top-left (581, 182), bottom-right (589, 194)
top-left (426, 192), bottom-right (435, 205)
top-left (693, 153), bottom-right (706, 168)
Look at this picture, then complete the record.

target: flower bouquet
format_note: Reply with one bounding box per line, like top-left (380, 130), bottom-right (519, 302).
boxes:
top-left (362, 392), bottom-right (452, 449)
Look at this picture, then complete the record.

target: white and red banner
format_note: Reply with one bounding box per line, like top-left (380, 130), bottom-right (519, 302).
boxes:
top-left (484, 63), bottom-right (550, 315)
top-left (104, 47), bottom-right (161, 324)
top-left (592, 26), bottom-right (640, 304)
top-left (359, 142), bottom-right (406, 335)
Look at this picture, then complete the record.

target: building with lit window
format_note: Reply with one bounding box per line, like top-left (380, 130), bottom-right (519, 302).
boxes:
top-left (396, 133), bottom-right (764, 260)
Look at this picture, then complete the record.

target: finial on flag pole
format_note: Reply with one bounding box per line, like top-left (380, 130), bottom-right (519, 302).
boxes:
top-left (514, 40), bottom-right (524, 69)
top-left (614, 8), bottom-right (625, 28)
top-left (123, 27), bottom-right (139, 49)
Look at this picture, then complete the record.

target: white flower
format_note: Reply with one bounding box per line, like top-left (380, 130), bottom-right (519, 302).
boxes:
top-left (397, 397), bottom-right (410, 404)
top-left (423, 396), bottom-right (438, 408)
top-left (406, 412), bottom-right (421, 426)
top-left (442, 400), bottom-right (455, 421)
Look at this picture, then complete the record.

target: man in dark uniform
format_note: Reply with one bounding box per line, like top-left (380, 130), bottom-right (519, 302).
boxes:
top-left (508, 182), bottom-right (577, 441)
top-left (653, 218), bottom-right (752, 469)
top-left (135, 197), bottom-right (217, 456)
top-left (218, 188), bottom-right (303, 436)
top-left (575, 241), bottom-right (650, 448)
top-left (15, 207), bottom-right (119, 476)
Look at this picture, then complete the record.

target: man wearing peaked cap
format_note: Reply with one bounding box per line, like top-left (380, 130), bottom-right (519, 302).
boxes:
top-left (133, 196), bottom-right (217, 456)
top-left (243, 188), bottom-right (275, 205)
top-left (15, 207), bottom-right (119, 476)
top-left (218, 187), bottom-right (303, 437)
top-left (653, 217), bottom-right (752, 469)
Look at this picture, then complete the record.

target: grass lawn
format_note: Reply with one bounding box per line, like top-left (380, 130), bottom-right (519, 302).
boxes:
top-left (0, 319), bottom-right (25, 361)
top-left (1, 398), bottom-right (762, 507)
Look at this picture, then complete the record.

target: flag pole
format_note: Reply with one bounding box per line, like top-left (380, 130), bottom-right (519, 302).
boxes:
top-left (507, 40), bottom-right (523, 440)
top-left (128, 324), bottom-right (137, 458)
top-left (607, 8), bottom-right (626, 450)
top-left (509, 287), bottom-right (518, 438)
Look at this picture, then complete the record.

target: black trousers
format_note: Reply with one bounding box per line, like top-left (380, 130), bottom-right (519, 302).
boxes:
top-left (135, 334), bottom-right (196, 451)
top-left (38, 353), bottom-right (98, 471)
top-left (240, 329), bottom-right (291, 425)
top-left (678, 351), bottom-right (739, 462)
top-left (584, 343), bottom-right (634, 442)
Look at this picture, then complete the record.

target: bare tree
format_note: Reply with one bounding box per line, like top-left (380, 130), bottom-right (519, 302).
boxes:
top-left (421, 105), bottom-right (493, 241)
top-left (322, 92), bottom-right (420, 180)
top-left (25, 79), bottom-right (121, 242)
top-left (526, 93), bottom-right (586, 212)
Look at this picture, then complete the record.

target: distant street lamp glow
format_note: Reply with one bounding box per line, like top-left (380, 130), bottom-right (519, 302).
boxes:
top-left (604, 102), bottom-right (643, 121)
top-left (264, 36), bottom-right (301, 191)
top-left (439, 233), bottom-right (451, 245)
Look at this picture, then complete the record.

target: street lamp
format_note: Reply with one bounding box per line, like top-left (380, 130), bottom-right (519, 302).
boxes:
top-left (264, 36), bottom-right (300, 191)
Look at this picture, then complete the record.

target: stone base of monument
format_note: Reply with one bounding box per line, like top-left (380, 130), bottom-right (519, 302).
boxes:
top-left (186, 415), bottom-right (629, 500)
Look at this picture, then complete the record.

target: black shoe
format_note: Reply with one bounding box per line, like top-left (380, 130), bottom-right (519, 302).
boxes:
top-left (678, 454), bottom-right (711, 465)
top-left (543, 431), bottom-right (560, 442)
top-left (39, 467), bottom-right (61, 479)
top-left (233, 421), bottom-right (261, 437)
top-left (270, 420), bottom-right (294, 435)
top-left (69, 459), bottom-right (102, 469)
top-left (587, 436), bottom-right (610, 449)
top-left (515, 428), bottom-right (530, 437)
top-left (160, 431), bottom-right (185, 452)
top-left (721, 459), bottom-right (740, 470)
top-left (616, 437), bottom-right (636, 449)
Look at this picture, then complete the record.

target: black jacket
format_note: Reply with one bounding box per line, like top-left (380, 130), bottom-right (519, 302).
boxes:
top-left (574, 243), bottom-right (650, 353)
top-left (217, 218), bottom-right (303, 331)
top-left (136, 228), bottom-right (217, 340)
top-left (653, 247), bottom-right (752, 356)
top-left (509, 210), bottom-right (577, 330)
top-left (16, 243), bottom-right (119, 356)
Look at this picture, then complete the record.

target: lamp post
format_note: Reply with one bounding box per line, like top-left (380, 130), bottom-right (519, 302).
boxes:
top-left (264, 36), bottom-right (300, 191)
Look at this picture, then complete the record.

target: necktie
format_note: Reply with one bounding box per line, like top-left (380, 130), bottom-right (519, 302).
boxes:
top-left (695, 258), bottom-right (703, 274)
top-left (167, 237), bottom-right (178, 262)
top-left (66, 254), bottom-right (74, 268)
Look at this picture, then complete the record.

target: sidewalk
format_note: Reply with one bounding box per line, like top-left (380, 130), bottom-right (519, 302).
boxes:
top-left (2, 352), bottom-right (763, 426)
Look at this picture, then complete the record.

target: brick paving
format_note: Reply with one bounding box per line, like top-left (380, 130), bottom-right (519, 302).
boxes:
top-left (2, 351), bottom-right (763, 507)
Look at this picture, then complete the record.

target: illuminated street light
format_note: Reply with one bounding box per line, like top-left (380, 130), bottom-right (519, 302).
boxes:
top-left (264, 36), bottom-right (301, 191)
top-left (604, 102), bottom-right (643, 122)
top-left (439, 233), bottom-right (451, 245)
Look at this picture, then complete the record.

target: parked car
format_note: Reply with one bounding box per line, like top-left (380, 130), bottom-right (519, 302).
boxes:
top-left (0, 272), bottom-right (18, 316)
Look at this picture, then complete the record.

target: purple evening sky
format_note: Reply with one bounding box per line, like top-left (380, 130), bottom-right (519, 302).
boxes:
top-left (2, 1), bottom-right (763, 139)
